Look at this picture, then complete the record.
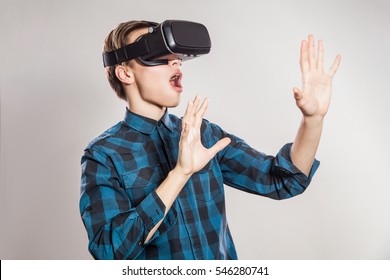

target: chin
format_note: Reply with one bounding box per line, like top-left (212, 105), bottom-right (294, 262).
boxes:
top-left (165, 99), bottom-right (180, 108)
top-left (162, 93), bottom-right (181, 108)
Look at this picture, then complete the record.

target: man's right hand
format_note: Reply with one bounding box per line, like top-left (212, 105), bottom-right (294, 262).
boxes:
top-left (175, 96), bottom-right (231, 176)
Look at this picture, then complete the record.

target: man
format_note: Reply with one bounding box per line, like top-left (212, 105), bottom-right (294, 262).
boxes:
top-left (79, 20), bottom-right (341, 259)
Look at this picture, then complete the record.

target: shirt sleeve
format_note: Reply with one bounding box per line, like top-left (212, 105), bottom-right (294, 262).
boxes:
top-left (209, 122), bottom-right (320, 199)
top-left (79, 148), bottom-right (177, 260)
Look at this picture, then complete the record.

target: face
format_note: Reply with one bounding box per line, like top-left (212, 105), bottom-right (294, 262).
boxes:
top-left (125, 28), bottom-right (183, 110)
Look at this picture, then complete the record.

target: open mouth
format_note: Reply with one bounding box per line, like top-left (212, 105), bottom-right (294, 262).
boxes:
top-left (169, 72), bottom-right (183, 92)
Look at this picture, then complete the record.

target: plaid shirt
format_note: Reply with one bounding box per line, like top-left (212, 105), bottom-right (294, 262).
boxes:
top-left (80, 109), bottom-right (319, 260)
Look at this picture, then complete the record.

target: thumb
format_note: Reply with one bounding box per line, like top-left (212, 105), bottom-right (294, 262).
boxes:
top-left (293, 87), bottom-right (303, 100)
top-left (208, 137), bottom-right (231, 157)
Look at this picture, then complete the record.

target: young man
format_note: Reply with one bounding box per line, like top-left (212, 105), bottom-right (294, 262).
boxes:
top-left (80, 20), bottom-right (341, 260)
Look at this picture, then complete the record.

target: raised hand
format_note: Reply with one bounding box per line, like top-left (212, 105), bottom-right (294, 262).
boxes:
top-left (175, 96), bottom-right (231, 176)
top-left (293, 34), bottom-right (341, 118)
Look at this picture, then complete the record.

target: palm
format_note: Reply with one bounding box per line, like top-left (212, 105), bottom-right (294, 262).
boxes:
top-left (178, 126), bottom-right (209, 172)
top-left (294, 35), bottom-right (341, 118)
top-left (176, 97), bottom-right (231, 176)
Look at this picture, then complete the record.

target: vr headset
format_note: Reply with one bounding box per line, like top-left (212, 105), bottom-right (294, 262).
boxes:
top-left (102, 20), bottom-right (211, 67)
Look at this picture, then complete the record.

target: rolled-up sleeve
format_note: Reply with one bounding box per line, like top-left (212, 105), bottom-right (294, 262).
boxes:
top-left (79, 148), bottom-right (177, 260)
top-left (209, 123), bottom-right (320, 200)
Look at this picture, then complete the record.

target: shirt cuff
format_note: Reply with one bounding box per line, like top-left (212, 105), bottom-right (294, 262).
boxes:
top-left (135, 190), bottom-right (177, 243)
top-left (275, 143), bottom-right (320, 187)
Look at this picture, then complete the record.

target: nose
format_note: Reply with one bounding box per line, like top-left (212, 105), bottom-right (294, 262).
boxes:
top-left (169, 58), bottom-right (182, 67)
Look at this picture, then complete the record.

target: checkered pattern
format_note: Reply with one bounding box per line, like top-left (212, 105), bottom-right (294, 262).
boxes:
top-left (79, 109), bottom-right (319, 259)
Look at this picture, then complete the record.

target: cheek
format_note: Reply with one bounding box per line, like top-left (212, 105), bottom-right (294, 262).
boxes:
top-left (138, 76), bottom-right (169, 100)
top-left (138, 68), bottom-right (166, 90)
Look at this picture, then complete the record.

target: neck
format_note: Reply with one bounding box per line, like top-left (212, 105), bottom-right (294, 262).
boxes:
top-left (127, 100), bottom-right (166, 121)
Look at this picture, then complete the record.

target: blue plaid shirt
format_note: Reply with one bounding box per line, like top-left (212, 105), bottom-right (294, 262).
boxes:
top-left (80, 109), bottom-right (319, 260)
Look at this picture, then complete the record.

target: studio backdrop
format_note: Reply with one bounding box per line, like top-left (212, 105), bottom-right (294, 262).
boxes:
top-left (1, 0), bottom-right (389, 259)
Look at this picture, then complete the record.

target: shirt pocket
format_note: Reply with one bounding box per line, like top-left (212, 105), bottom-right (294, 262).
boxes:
top-left (122, 165), bottom-right (164, 206)
top-left (191, 160), bottom-right (223, 202)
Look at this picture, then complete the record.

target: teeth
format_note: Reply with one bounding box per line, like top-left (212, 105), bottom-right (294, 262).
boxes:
top-left (170, 74), bottom-right (180, 81)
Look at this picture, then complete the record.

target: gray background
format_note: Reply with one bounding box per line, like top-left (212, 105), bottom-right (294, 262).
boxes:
top-left (1, 0), bottom-right (389, 259)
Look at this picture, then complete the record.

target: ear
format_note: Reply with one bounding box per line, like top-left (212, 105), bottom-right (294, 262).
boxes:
top-left (115, 65), bottom-right (134, 85)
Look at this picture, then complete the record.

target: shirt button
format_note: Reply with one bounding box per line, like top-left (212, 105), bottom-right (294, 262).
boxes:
top-left (138, 241), bottom-right (143, 246)
top-left (158, 122), bottom-right (162, 126)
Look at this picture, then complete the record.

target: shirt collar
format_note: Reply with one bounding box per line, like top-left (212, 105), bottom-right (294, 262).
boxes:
top-left (123, 108), bottom-right (174, 134)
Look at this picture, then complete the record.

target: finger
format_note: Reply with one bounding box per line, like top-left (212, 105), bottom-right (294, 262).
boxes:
top-left (182, 121), bottom-right (189, 136)
top-left (327, 54), bottom-right (341, 78)
top-left (190, 96), bottom-right (201, 125)
top-left (300, 40), bottom-right (309, 73)
top-left (317, 39), bottom-right (324, 71)
top-left (179, 121), bottom-right (189, 144)
top-left (193, 95), bottom-right (201, 112)
top-left (195, 98), bottom-right (209, 129)
top-left (308, 34), bottom-right (316, 70)
top-left (293, 87), bottom-right (303, 100)
top-left (192, 95), bottom-right (199, 103)
top-left (208, 137), bottom-right (231, 157)
top-left (182, 101), bottom-right (193, 130)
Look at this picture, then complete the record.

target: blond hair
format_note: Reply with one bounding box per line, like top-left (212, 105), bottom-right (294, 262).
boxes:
top-left (103, 20), bottom-right (152, 100)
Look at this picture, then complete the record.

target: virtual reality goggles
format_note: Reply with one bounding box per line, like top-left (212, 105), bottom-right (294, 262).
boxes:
top-left (102, 20), bottom-right (211, 67)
